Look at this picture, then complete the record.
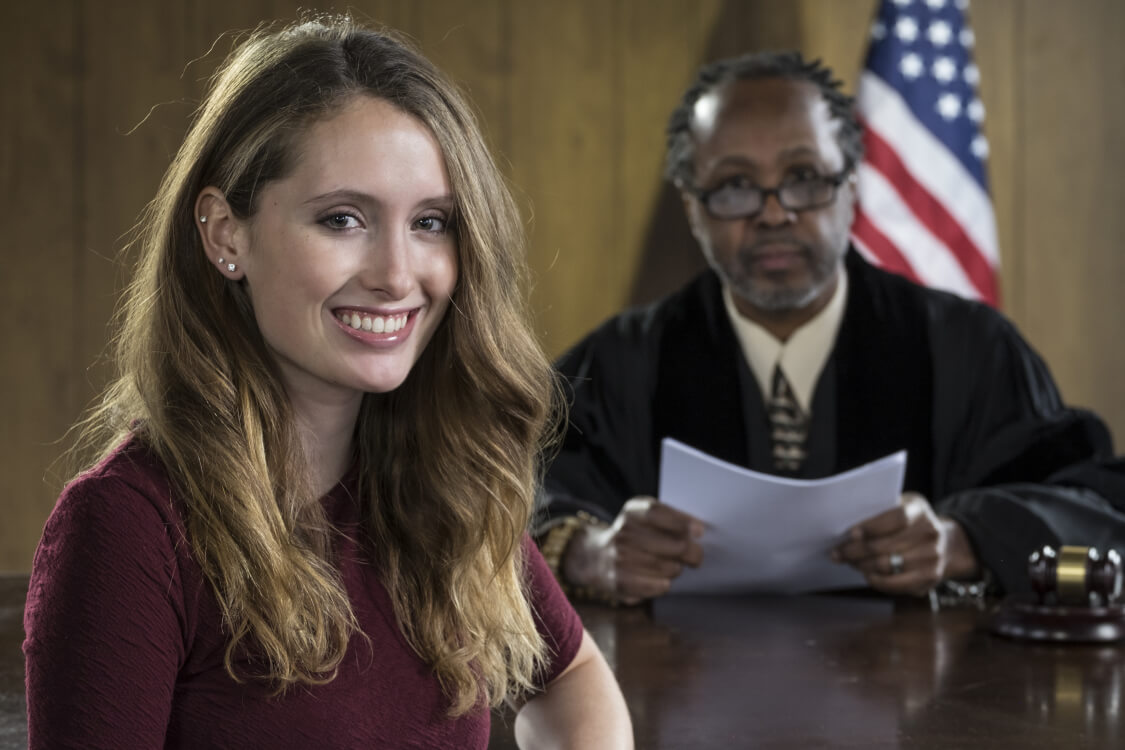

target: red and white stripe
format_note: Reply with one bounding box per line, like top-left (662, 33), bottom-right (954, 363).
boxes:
top-left (851, 72), bottom-right (1000, 305)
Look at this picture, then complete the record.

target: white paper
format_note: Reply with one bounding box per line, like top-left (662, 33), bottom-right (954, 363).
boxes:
top-left (659, 438), bottom-right (906, 594)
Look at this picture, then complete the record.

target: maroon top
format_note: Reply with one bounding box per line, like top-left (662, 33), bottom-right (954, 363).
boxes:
top-left (23, 440), bottom-right (583, 749)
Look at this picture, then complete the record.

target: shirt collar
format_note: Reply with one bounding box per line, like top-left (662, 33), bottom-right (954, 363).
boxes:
top-left (722, 268), bottom-right (848, 414)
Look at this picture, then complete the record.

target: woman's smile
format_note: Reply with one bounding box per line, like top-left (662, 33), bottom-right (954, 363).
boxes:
top-left (332, 307), bottom-right (417, 343)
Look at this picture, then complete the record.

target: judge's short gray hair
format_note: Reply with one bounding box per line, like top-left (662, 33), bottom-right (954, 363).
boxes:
top-left (664, 50), bottom-right (864, 187)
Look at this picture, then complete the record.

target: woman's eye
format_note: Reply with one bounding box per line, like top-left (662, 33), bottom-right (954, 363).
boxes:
top-left (321, 213), bottom-right (360, 230)
top-left (414, 215), bottom-right (447, 233)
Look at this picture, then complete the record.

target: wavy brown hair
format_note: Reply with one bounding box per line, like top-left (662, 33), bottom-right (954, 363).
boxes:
top-left (77, 16), bottom-right (556, 714)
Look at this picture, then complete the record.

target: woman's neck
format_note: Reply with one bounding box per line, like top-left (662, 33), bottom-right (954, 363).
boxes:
top-left (290, 391), bottom-right (363, 498)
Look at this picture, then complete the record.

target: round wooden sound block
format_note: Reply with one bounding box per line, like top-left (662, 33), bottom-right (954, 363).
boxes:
top-left (990, 595), bottom-right (1125, 643)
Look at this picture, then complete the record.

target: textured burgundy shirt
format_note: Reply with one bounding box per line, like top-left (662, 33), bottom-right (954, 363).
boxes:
top-left (23, 440), bottom-right (583, 749)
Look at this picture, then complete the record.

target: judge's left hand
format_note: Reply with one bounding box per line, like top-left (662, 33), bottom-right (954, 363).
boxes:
top-left (831, 492), bottom-right (980, 596)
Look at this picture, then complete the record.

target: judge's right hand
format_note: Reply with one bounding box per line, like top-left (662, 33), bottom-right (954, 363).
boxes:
top-left (561, 496), bottom-right (705, 605)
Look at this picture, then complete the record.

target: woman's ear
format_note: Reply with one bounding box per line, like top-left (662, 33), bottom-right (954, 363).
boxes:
top-left (195, 187), bottom-right (248, 280)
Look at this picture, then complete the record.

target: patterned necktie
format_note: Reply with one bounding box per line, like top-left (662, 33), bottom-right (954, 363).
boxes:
top-left (768, 365), bottom-right (808, 473)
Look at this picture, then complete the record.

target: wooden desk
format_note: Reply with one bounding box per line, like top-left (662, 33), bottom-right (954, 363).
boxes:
top-left (488, 596), bottom-right (1123, 749)
top-left (3, 576), bottom-right (1122, 748)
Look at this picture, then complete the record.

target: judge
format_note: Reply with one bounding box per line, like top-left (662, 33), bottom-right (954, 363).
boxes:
top-left (537, 51), bottom-right (1125, 605)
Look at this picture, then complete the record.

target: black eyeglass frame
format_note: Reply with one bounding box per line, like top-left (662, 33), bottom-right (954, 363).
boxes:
top-left (684, 165), bottom-right (856, 221)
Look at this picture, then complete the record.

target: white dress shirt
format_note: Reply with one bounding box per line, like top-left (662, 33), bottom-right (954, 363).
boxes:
top-left (722, 269), bottom-right (849, 414)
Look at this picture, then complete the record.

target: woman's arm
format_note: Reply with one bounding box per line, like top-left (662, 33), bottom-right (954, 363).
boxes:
top-left (23, 470), bottom-right (184, 748)
top-left (513, 629), bottom-right (633, 750)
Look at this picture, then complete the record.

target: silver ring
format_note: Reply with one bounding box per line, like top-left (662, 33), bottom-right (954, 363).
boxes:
top-left (889, 553), bottom-right (905, 575)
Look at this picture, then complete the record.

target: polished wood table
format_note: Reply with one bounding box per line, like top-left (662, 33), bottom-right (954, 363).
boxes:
top-left (489, 596), bottom-right (1123, 749)
top-left (3, 576), bottom-right (1122, 748)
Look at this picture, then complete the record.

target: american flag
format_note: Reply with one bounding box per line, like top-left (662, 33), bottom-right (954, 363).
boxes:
top-left (851, 0), bottom-right (999, 305)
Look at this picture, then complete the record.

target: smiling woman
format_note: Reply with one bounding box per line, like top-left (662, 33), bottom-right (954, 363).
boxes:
top-left (196, 96), bottom-right (459, 419)
top-left (21, 15), bottom-right (631, 749)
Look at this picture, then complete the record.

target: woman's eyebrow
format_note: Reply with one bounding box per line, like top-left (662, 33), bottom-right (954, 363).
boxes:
top-left (303, 190), bottom-right (455, 210)
top-left (303, 188), bottom-right (375, 206)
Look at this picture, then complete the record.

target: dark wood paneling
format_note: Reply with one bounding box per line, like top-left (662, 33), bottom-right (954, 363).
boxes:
top-left (619, 0), bottom-right (717, 313)
top-left (1, 3), bottom-right (81, 572)
top-left (967, 0), bottom-right (1020, 320)
top-left (506, 0), bottom-right (618, 352)
top-left (415, 1), bottom-right (508, 161)
top-left (79, 3), bottom-right (196, 393)
top-left (1019, 0), bottom-right (1125, 441)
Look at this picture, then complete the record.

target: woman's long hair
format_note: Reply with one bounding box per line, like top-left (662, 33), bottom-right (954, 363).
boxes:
top-left (77, 16), bottom-right (556, 714)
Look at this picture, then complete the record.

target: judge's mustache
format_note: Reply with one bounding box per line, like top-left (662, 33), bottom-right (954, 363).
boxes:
top-left (738, 236), bottom-right (816, 258)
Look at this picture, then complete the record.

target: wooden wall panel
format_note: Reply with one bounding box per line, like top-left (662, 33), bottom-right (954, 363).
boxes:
top-left (1019, 0), bottom-right (1125, 438)
top-left (79, 3), bottom-right (196, 391)
top-left (798, 0), bottom-right (868, 90)
top-left (616, 0), bottom-right (719, 319)
top-left (415, 0), bottom-right (508, 160)
top-left (705, 0), bottom-right (803, 59)
top-left (1, 3), bottom-right (81, 571)
top-left (968, 0), bottom-right (1021, 320)
top-left (3, 0), bottom-right (1123, 572)
top-left (506, 0), bottom-right (618, 352)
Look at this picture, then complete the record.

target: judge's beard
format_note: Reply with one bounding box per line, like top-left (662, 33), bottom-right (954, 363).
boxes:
top-left (716, 243), bottom-right (843, 313)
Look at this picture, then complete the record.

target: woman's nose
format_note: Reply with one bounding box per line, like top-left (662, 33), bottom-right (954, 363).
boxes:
top-left (358, 231), bottom-right (414, 299)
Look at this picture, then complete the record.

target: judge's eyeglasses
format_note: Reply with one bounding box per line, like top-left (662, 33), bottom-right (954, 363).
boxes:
top-left (684, 167), bottom-right (855, 221)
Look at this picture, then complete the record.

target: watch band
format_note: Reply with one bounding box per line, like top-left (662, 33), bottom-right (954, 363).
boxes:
top-left (538, 511), bottom-right (619, 605)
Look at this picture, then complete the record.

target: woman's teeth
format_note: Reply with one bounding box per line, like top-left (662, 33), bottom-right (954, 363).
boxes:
top-left (335, 310), bottom-right (408, 333)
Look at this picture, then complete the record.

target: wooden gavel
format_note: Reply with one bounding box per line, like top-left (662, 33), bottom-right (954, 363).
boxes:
top-left (1028, 545), bottom-right (1122, 607)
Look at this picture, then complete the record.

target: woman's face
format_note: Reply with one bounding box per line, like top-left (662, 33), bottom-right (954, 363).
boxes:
top-left (234, 96), bottom-right (458, 407)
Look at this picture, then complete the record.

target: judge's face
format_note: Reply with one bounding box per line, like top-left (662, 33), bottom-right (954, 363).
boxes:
top-left (681, 78), bottom-right (856, 316)
top-left (232, 96), bottom-right (458, 406)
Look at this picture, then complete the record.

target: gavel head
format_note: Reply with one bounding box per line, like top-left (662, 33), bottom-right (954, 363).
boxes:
top-left (1028, 545), bottom-right (1122, 606)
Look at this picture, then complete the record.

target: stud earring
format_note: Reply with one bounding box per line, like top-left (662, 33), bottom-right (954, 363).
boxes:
top-left (217, 257), bottom-right (225, 265)
top-left (199, 216), bottom-right (207, 223)
top-left (227, 263), bottom-right (237, 272)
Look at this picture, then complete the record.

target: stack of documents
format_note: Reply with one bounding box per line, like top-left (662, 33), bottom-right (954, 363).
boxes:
top-left (659, 438), bottom-right (905, 594)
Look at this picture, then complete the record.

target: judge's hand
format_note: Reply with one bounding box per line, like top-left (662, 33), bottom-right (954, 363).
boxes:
top-left (831, 492), bottom-right (980, 596)
top-left (562, 497), bottom-right (705, 605)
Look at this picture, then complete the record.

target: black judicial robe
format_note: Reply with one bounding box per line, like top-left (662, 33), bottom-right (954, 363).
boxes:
top-left (542, 249), bottom-right (1125, 593)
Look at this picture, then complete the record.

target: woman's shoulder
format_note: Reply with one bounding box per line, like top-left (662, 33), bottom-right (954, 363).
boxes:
top-left (25, 437), bottom-right (203, 735)
top-left (45, 436), bottom-right (187, 564)
top-left (63, 436), bottom-right (175, 508)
